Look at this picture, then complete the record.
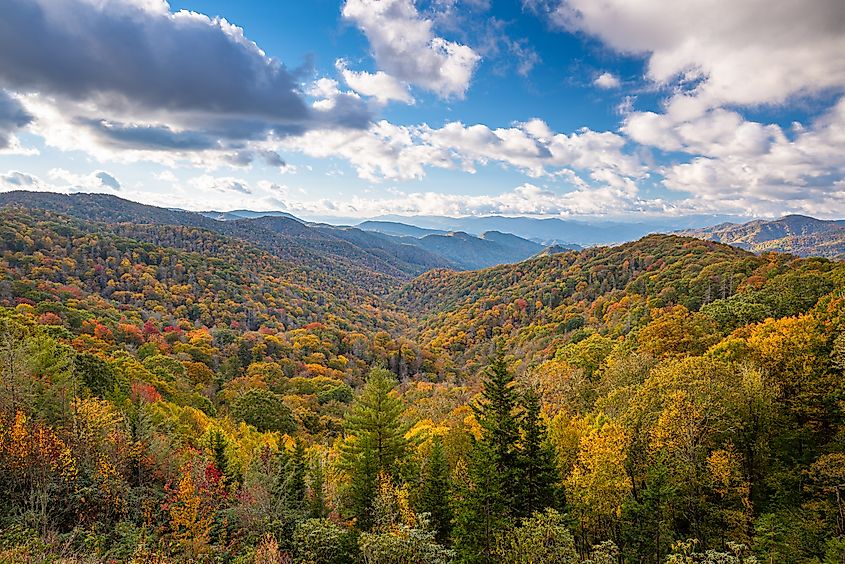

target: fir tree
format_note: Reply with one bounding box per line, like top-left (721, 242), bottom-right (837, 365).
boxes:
top-left (276, 438), bottom-right (307, 514)
top-left (208, 428), bottom-right (238, 487)
top-left (308, 453), bottom-right (330, 519)
top-left (419, 436), bottom-right (452, 543)
top-left (453, 351), bottom-right (522, 562)
top-left (517, 387), bottom-right (557, 518)
top-left (472, 351), bottom-right (521, 503)
top-left (340, 367), bottom-right (410, 529)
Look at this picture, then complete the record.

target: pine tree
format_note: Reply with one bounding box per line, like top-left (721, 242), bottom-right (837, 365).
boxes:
top-left (208, 428), bottom-right (238, 488)
top-left (276, 438), bottom-right (307, 514)
top-left (347, 441), bottom-right (379, 530)
top-left (419, 436), bottom-right (451, 543)
top-left (518, 387), bottom-right (557, 518)
top-left (472, 351), bottom-right (521, 503)
top-left (307, 453), bottom-right (330, 519)
top-left (453, 351), bottom-right (522, 562)
top-left (340, 367), bottom-right (410, 529)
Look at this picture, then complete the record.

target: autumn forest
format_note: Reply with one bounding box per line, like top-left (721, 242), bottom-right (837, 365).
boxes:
top-left (1, 194), bottom-right (845, 563)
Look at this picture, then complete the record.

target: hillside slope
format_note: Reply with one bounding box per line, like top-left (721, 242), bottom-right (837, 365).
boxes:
top-left (393, 234), bottom-right (838, 374)
top-left (678, 214), bottom-right (845, 258)
top-left (0, 191), bottom-right (451, 293)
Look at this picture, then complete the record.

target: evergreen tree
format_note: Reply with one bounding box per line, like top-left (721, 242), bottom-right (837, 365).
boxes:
top-left (308, 453), bottom-right (330, 519)
top-left (419, 436), bottom-right (451, 543)
top-left (276, 438), bottom-right (307, 514)
top-left (518, 388), bottom-right (557, 518)
top-left (473, 352), bottom-right (521, 494)
top-left (452, 442), bottom-right (508, 563)
top-left (208, 428), bottom-right (238, 487)
top-left (453, 352), bottom-right (522, 562)
top-left (340, 367), bottom-right (411, 529)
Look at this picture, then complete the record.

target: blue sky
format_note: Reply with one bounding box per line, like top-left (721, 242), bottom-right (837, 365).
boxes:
top-left (0, 0), bottom-right (843, 220)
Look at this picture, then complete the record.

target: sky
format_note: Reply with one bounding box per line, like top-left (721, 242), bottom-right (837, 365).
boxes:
top-left (0, 0), bottom-right (844, 220)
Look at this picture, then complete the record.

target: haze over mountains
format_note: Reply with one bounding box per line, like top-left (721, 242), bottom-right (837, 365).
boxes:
top-left (205, 209), bottom-right (743, 247)
top-left (0, 191), bottom-right (553, 274)
top-left (6, 192), bottom-right (845, 268)
top-left (678, 215), bottom-right (845, 259)
top-left (202, 207), bottom-right (845, 262)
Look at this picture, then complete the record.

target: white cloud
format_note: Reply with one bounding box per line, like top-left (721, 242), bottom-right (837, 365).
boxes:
top-left (154, 170), bottom-right (178, 183)
top-left (280, 118), bottom-right (643, 183)
top-left (593, 72), bottom-right (620, 89)
top-left (1, 171), bottom-right (43, 190)
top-left (534, 0), bottom-right (845, 109)
top-left (289, 182), bottom-right (662, 218)
top-left (188, 174), bottom-right (252, 195)
top-left (524, 0), bottom-right (845, 216)
top-left (1, 168), bottom-right (122, 194)
top-left (48, 168), bottom-right (122, 192)
top-left (660, 97), bottom-right (845, 215)
top-left (336, 60), bottom-right (414, 104)
top-left (341, 0), bottom-right (481, 98)
top-left (0, 0), bottom-right (371, 166)
top-left (623, 103), bottom-right (783, 158)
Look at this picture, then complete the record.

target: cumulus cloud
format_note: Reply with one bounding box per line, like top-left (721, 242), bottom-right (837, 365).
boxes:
top-left (159, 176), bottom-right (657, 218)
top-left (0, 0), bottom-right (370, 162)
top-left (659, 98), bottom-right (845, 215)
top-left (523, 0), bottom-right (845, 215)
top-left (1, 171), bottom-right (41, 188)
top-left (280, 118), bottom-right (644, 183)
top-left (0, 90), bottom-right (32, 149)
top-left (623, 103), bottom-right (784, 158)
top-left (1, 168), bottom-right (123, 194)
top-left (341, 182), bottom-right (657, 217)
top-left (593, 72), bottom-right (620, 89)
top-left (95, 171), bottom-right (121, 190)
top-left (189, 174), bottom-right (252, 195)
top-left (341, 0), bottom-right (481, 98)
top-left (336, 60), bottom-right (414, 104)
top-left (48, 168), bottom-right (123, 192)
top-left (531, 0), bottom-right (845, 109)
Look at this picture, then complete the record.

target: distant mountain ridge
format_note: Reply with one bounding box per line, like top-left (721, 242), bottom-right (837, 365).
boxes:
top-left (0, 191), bottom-right (552, 279)
top-left (356, 221), bottom-right (571, 269)
top-left (366, 213), bottom-right (741, 246)
top-left (197, 208), bottom-right (742, 246)
top-left (393, 230), bottom-right (548, 271)
top-left (677, 214), bottom-right (845, 258)
top-left (201, 209), bottom-right (302, 222)
top-left (357, 220), bottom-right (446, 238)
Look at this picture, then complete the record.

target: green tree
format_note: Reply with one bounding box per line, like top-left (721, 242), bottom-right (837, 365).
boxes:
top-left (277, 439), bottom-right (308, 515)
top-left (340, 367), bottom-right (410, 529)
top-left (419, 436), bottom-right (451, 543)
top-left (230, 388), bottom-right (295, 433)
top-left (308, 453), bottom-right (330, 519)
top-left (493, 508), bottom-right (578, 564)
top-left (518, 388), bottom-right (557, 518)
top-left (453, 352), bottom-right (521, 562)
top-left (207, 427), bottom-right (238, 487)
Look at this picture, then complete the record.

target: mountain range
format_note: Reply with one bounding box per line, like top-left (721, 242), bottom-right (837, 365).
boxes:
top-left (677, 214), bottom-right (845, 259)
top-left (2, 190), bottom-right (845, 561)
top-left (206, 209), bottom-right (743, 246)
top-left (8, 193), bottom-right (845, 266)
top-left (0, 192), bottom-right (555, 277)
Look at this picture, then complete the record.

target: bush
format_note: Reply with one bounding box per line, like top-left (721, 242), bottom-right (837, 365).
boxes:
top-left (293, 519), bottom-right (356, 564)
top-left (493, 508), bottom-right (578, 564)
top-left (231, 389), bottom-right (295, 433)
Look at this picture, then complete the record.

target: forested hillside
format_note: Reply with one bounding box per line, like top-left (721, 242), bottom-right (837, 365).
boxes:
top-left (1, 198), bottom-right (845, 562)
top-left (679, 214), bottom-right (845, 259)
